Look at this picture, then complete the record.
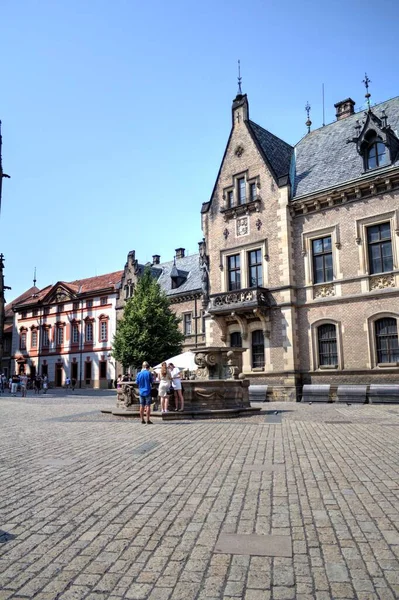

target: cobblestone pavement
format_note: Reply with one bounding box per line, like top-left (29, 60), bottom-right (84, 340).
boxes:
top-left (1, 393), bottom-right (399, 600)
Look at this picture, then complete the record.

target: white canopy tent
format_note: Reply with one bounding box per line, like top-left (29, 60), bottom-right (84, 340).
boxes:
top-left (154, 351), bottom-right (197, 371)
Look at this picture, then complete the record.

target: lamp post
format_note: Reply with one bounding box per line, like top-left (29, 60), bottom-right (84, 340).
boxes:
top-left (0, 121), bottom-right (11, 371)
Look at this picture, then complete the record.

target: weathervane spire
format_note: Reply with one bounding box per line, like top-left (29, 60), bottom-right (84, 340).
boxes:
top-left (363, 73), bottom-right (371, 110)
top-left (237, 60), bottom-right (242, 96)
top-left (33, 267), bottom-right (37, 287)
top-left (305, 101), bottom-right (312, 134)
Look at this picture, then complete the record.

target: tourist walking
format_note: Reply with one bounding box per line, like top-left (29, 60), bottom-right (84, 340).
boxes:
top-left (169, 363), bottom-right (184, 411)
top-left (20, 373), bottom-right (28, 398)
top-left (65, 376), bottom-right (71, 390)
top-left (43, 375), bottom-right (48, 394)
top-left (34, 375), bottom-right (41, 394)
top-left (158, 362), bottom-right (172, 414)
top-left (0, 373), bottom-right (4, 393)
top-left (136, 362), bottom-right (153, 424)
top-left (11, 373), bottom-right (19, 397)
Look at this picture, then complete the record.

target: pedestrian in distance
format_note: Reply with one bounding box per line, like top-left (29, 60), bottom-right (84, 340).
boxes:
top-left (65, 376), bottom-right (71, 390)
top-left (11, 373), bottom-right (19, 397)
top-left (136, 361), bottom-right (153, 424)
top-left (20, 373), bottom-right (28, 398)
top-left (168, 363), bottom-right (184, 412)
top-left (34, 375), bottom-right (41, 395)
top-left (43, 375), bottom-right (48, 394)
top-left (71, 377), bottom-right (76, 392)
top-left (0, 373), bottom-right (4, 393)
top-left (158, 362), bottom-right (172, 414)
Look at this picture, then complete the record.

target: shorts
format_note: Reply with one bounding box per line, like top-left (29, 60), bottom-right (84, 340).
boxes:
top-left (158, 382), bottom-right (170, 397)
top-left (139, 394), bottom-right (152, 406)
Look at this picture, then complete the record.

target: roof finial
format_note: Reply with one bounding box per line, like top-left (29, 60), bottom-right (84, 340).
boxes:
top-left (363, 73), bottom-right (371, 110)
top-left (237, 59), bottom-right (242, 96)
top-left (33, 267), bottom-right (37, 287)
top-left (305, 101), bottom-right (312, 133)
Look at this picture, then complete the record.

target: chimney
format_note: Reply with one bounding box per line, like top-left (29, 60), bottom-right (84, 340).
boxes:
top-left (175, 248), bottom-right (185, 259)
top-left (152, 254), bottom-right (160, 265)
top-left (334, 98), bottom-right (355, 121)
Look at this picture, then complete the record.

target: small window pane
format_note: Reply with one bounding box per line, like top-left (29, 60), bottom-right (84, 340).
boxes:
top-left (238, 178), bottom-right (246, 205)
top-left (227, 191), bottom-right (234, 208)
top-left (230, 332), bottom-right (242, 347)
top-left (318, 324), bottom-right (338, 366)
top-left (375, 318), bottom-right (399, 363)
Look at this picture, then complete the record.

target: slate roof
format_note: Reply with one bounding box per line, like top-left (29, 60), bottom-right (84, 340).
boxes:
top-left (155, 253), bottom-right (201, 297)
top-left (247, 120), bottom-right (293, 182)
top-left (292, 96), bottom-right (399, 199)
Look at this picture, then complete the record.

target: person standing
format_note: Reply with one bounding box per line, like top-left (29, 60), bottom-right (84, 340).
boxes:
top-left (136, 362), bottom-right (153, 424)
top-left (34, 374), bottom-right (41, 395)
top-left (11, 373), bottom-right (19, 397)
top-left (65, 376), bottom-right (71, 390)
top-left (43, 375), bottom-right (48, 394)
top-left (20, 373), bottom-right (28, 398)
top-left (169, 363), bottom-right (184, 412)
top-left (0, 373), bottom-right (4, 393)
top-left (71, 377), bottom-right (76, 392)
top-left (158, 362), bottom-right (172, 414)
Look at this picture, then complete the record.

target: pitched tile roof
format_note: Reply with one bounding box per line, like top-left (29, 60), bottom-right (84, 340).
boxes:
top-left (292, 96), bottom-right (399, 198)
top-left (247, 120), bottom-right (293, 183)
top-left (5, 286), bottom-right (40, 317)
top-left (13, 271), bottom-right (123, 308)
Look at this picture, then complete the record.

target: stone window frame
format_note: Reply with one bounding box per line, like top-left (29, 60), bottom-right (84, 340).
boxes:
top-left (220, 239), bottom-right (269, 293)
top-left (310, 319), bottom-right (343, 371)
top-left (367, 312), bottom-right (399, 369)
top-left (355, 210), bottom-right (399, 285)
top-left (222, 171), bottom-right (260, 210)
top-left (183, 312), bottom-right (193, 336)
top-left (302, 224), bottom-right (341, 287)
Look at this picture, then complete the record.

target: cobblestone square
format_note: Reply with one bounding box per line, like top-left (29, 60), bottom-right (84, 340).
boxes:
top-left (1, 392), bottom-right (399, 599)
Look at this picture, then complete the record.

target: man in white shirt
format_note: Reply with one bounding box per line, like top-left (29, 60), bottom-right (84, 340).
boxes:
top-left (168, 363), bottom-right (184, 412)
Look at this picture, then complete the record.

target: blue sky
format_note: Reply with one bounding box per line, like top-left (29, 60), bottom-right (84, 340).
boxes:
top-left (1, 0), bottom-right (398, 300)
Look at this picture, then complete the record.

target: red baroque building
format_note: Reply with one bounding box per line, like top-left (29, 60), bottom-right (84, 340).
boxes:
top-left (11, 271), bottom-right (122, 388)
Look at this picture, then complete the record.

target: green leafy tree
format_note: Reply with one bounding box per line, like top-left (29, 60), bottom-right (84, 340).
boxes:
top-left (112, 268), bottom-right (184, 368)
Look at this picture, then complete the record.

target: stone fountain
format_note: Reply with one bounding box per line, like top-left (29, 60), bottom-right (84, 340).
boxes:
top-left (107, 346), bottom-right (260, 420)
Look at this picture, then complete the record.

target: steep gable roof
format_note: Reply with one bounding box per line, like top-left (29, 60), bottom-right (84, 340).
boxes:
top-left (155, 254), bottom-right (201, 297)
top-left (292, 96), bottom-right (399, 199)
top-left (247, 120), bottom-right (293, 184)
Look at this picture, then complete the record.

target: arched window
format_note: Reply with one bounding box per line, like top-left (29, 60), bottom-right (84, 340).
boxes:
top-left (375, 318), bottom-right (399, 364)
top-left (365, 132), bottom-right (388, 170)
top-left (230, 332), bottom-right (242, 347)
top-left (252, 330), bottom-right (265, 368)
top-left (317, 324), bottom-right (337, 366)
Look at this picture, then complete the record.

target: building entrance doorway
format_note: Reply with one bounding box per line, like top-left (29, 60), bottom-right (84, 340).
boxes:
top-left (30, 365), bottom-right (36, 379)
top-left (55, 364), bottom-right (63, 387)
top-left (84, 361), bottom-right (92, 386)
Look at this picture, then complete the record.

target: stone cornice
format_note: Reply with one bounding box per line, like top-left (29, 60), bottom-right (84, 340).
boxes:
top-left (169, 291), bottom-right (202, 304)
top-left (290, 167), bottom-right (399, 217)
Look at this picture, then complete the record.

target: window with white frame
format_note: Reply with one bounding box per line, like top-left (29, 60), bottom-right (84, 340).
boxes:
top-left (100, 320), bottom-right (108, 342)
top-left (222, 241), bottom-right (268, 293)
top-left (42, 328), bottom-right (49, 347)
top-left (100, 296), bottom-right (108, 305)
top-left (72, 324), bottom-right (79, 344)
top-left (302, 226), bottom-right (340, 286)
top-left (85, 321), bottom-right (93, 343)
top-left (56, 326), bottom-right (64, 346)
top-left (31, 329), bottom-right (38, 348)
top-left (20, 331), bottom-right (27, 350)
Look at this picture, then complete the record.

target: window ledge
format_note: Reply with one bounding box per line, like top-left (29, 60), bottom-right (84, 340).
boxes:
top-left (376, 363), bottom-right (399, 368)
top-left (220, 198), bottom-right (261, 221)
top-left (251, 367), bottom-right (265, 372)
top-left (318, 365), bottom-right (338, 370)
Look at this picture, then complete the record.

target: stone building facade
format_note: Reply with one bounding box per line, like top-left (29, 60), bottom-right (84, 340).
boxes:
top-left (10, 272), bottom-right (122, 388)
top-left (115, 248), bottom-right (205, 375)
top-left (201, 90), bottom-right (399, 399)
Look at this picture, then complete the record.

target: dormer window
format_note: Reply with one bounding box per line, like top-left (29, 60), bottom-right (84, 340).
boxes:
top-left (366, 135), bottom-right (388, 170)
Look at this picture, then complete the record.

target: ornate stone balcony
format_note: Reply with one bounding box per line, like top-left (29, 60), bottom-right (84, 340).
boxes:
top-left (208, 287), bottom-right (270, 315)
